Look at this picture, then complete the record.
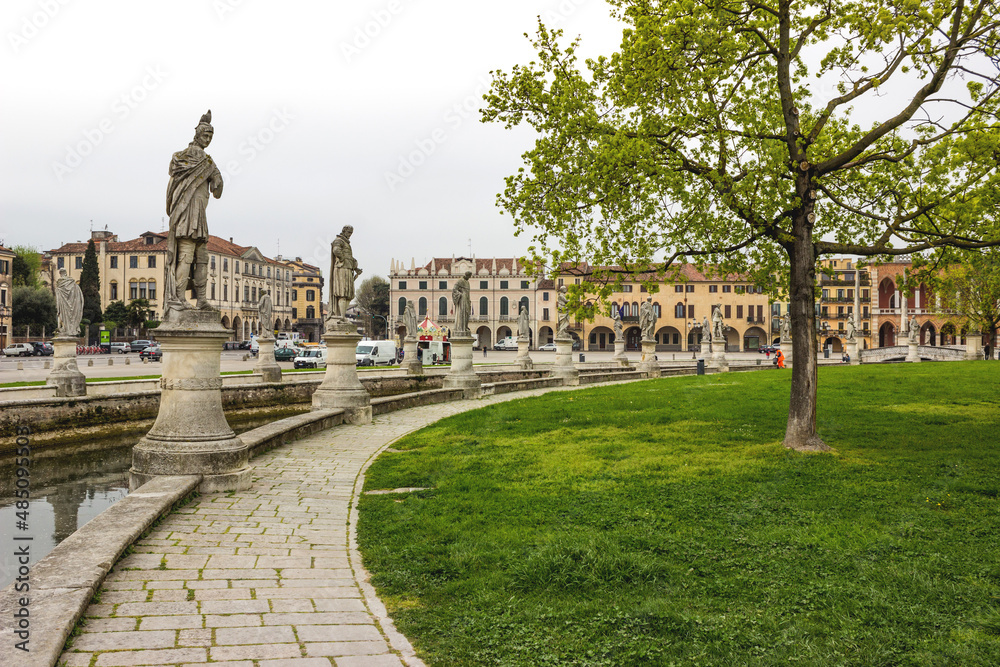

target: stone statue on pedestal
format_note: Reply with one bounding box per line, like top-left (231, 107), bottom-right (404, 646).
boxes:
top-left (55, 268), bottom-right (84, 337)
top-left (403, 299), bottom-right (417, 337)
top-left (452, 271), bottom-right (472, 336)
top-left (328, 225), bottom-right (362, 322)
top-left (780, 313), bottom-right (791, 341)
top-left (639, 297), bottom-right (656, 341)
top-left (258, 290), bottom-right (272, 335)
top-left (712, 305), bottom-right (725, 339)
top-left (164, 110), bottom-right (223, 322)
top-left (556, 286), bottom-right (570, 338)
top-left (908, 315), bottom-right (919, 343)
top-left (517, 303), bottom-right (530, 340)
top-left (846, 317), bottom-right (856, 341)
top-left (613, 307), bottom-right (622, 339)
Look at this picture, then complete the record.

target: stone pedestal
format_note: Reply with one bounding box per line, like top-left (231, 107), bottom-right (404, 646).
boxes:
top-left (711, 336), bottom-right (729, 372)
top-left (966, 333), bottom-right (981, 360)
top-left (47, 336), bottom-right (86, 397)
top-left (550, 336), bottom-right (580, 385)
top-left (312, 322), bottom-right (372, 423)
top-left (253, 336), bottom-right (282, 382)
top-left (782, 338), bottom-right (793, 368)
top-left (401, 336), bottom-right (422, 375)
top-left (906, 340), bottom-right (921, 363)
top-left (638, 339), bottom-right (660, 377)
top-left (516, 337), bottom-right (533, 370)
top-left (845, 338), bottom-right (860, 366)
top-left (443, 335), bottom-right (481, 398)
top-left (612, 339), bottom-right (629, 366)
top-left (130, 310), bottom-right (250, 493)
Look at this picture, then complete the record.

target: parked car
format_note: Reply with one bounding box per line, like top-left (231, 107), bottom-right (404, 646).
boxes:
top-left (29, 341), bottom-right (54, 356)
top-left (274, 346), bottom-right (298, 362)
top-left (250, 339), bottom-right (259, 357)
top-left (130, 339), bottom-right (153, 352)
top-left (571, 339), bottom-right (582, 351)
top-left (99, 341), bottom-right (130, 354)
top-left (759, 344), bottom-right (780, 354)
top-left (223, 341), bottom-right (242, 351)
top-left (139, 343), bottom-right (162, 361)
top-left (3, 342), bottom-right (35, 357)
top-left (293, 348), bottom-right (327, 369)
top-left (239, 340), bottom-right (253, 350)
top-left (538, 342), bottom-right (557, 351)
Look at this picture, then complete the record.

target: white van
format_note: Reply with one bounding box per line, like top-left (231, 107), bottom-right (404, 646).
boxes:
top-left (494, 337), bottom-right (518, 351)
top-left (356, 340), bottom-right (398, 366)
top-left (293, 347), bottom-right (327, 369)
top-left (417, 340), bottom-right (451, 364)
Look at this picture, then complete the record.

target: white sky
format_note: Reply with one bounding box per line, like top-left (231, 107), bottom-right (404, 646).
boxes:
top-left (0, 0), bottom-right (624, 278)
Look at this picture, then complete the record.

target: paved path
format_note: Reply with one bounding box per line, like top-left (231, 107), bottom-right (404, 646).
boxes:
top-left (58, 382), bottom-right (616, 667)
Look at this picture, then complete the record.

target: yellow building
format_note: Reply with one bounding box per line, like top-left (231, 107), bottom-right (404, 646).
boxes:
top-left (47, 229), bottom-right (295, 341)
top-left (284, 258), bottom-right (325, 342)
top-left (560, 264), bottom-right (778, 352)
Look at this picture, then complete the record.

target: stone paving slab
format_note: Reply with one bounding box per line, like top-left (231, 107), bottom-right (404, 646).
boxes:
top-left (58, 380), bottom-right (642, 667)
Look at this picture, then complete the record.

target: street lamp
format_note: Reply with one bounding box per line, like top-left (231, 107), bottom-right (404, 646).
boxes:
top-left (371, 314), bottom-right (387, 339)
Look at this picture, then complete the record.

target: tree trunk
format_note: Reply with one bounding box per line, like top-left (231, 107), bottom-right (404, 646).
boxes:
top-left (783, 211), bottom-right (831, 452)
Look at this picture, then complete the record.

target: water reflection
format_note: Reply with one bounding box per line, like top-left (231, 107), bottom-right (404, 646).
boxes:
top-left (0, 444), bottom-right (131, 589)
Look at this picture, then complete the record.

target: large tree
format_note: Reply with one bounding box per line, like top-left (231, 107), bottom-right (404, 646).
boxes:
top-left (483, 0), bottom-right (1000, 450)
top-left (12, 285), bottom-right (57, 336)
top-left (355, 275), bottom-right (390, 338)
top-left (923, 247), bottom-right (1000, 354)
top-left (11, 245), bottom-right (41, 288)
top-left (80, 239), bottom-right (102, 324)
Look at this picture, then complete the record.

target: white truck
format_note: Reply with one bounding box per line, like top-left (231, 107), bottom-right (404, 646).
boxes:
top-left (356, 340), bottom-right (398, 366)
top-left (494, 337), bottom-right (518, 351)
top-left (417, 340), bottom-right (451, 364)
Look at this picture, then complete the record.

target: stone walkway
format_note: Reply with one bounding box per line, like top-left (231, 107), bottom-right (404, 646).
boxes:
top-left (58, 383), bottom-right (611, 667)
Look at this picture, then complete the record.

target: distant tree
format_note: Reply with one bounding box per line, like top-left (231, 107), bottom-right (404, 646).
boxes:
top-left (80, 239), bottom-right (102, 324)
top-left (103, 300), bottom-right (129, 325)
top-left (12, 285), bottom-right (57, 336)
top-left (11, 246), bottom-right (41, 288)
top-left (125, 299), bottom-right (151, 331)
top-left (355, 275), bottom-right (390, 338)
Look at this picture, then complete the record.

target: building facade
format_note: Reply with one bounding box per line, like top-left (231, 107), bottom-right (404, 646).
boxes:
top-left (284, 258), bottom-right (325, 342)
top-left (0, 245), bottom-right (14, 350)
top-left (816, 258), bottom-right (873, 352)
top-left (47, 230), bottom-right (298, 341)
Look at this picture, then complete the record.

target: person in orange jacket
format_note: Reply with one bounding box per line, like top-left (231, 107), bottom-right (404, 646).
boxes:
top-left (775, 349), bottom-right (785, 368)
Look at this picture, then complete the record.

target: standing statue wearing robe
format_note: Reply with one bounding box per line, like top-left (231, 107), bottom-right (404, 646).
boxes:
top-left (712, 305), bottom-right (725, 339)
top-left (403, 299), bottom-right (418, 338)
top-left (556, 286), bottom-right (570, 338)
top-left (55, 268), bottom-right (84, 337)
top-left (164, 110), bottom-right (223, 321)
top-left (329, 225), bottom-right (362, 321)
top-left (452, 271), bottom-right (472, 336)
top-left (258, 290), bottom-right (273, 337)
top-left (517, 303), bottom-right (530, 340)
top-left (639, 297), bottom-right (656, 341)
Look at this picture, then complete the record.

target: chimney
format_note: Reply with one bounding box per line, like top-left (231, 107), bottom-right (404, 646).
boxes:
top-left (229, 237), bottom-right (233, 243)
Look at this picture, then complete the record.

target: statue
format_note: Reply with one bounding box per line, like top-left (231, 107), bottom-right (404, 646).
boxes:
top-left (909, 315), bottom-right (919, 343)
top-left (639, 297), bottom-right (656, 341)
top-left (164, 110), bottom-right (223, 321)
top-left (452, 271), bottom-right (472, 335)
top-left (780, 312), bottom-right (791, 341)
top-left (556, 285), bottom-right (570, 338)
top-left (613, 306), bottom-right (622, 339)
top-left (257, 290), bottom-right (272, 336)
top-left (517, 303), bottom-right (530, 340)
top-left (328, 225), bottom-right (362, 321)
top-left (55, 268), bottom-right (84, 337)
top-left (846, 317), bottom-right (856, 341)
top-left (712, 305), bottom-right (725, 339)
top-left (403, 299), bottom-right (417, 338)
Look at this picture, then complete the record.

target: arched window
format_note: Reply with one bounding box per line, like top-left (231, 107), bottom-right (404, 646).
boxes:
top-left (418, 297), bottom-right (427, 316)
top-left (653, 303), bottom-right (661, 317)
top-left (632, 302), bottom-right (639, 316)
top-left (674, 302), bottom-right (685, 318)
top-left (479, 296), bottom-right (488, 316)
top-left (306, 305), bottom-right (315, 319)
top-left (129, 279), bottom-right (138, 300)
top-left (148, 279), bottom-right (157, 301)
top-left (109, 281), bottom-right (118, 301)
top-left (439, 296), bottom-right (448, 316)
top-left (500, 297), bottom-right (509, 317)
top-left (398, 297), bottom-right (406, 316)
top-left (519, 296), bottom-right (529, 316)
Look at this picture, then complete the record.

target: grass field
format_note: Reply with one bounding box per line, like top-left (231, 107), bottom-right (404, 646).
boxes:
top-left (358, 363), bottom-right (1000, 666)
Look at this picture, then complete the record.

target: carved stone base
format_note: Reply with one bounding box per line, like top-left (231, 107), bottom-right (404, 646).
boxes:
top-left (711, 336), bottom-right (729, 372)
top-left (443, 336), bottom-right (481, 398)
top-left (845, 339), bottom-right (860, 366)
top-left (782, 339), bottom-right (793, 368)
top-left (402, 336), bottom-right (422, 375)
top-left (638, 339), bottom-right (660, 376)
top-left (253, 336), bottom-right (283, 382)
top-left (966, 334), bottom-right (981, 360)
top-left (551, 336), bottom-right (580, 385)
top-left (612, 340), bottom-right (629, 367)
top-left (312, 330), bottom-right (372, 424)
top-left (130, 310), bottom-right (250, 493)
top-left (516, 337), bottom-right (533, 370)
top-left (47, 336), bottom-right (86, 397)
top-left (904, 340), bottom-right (920, 362)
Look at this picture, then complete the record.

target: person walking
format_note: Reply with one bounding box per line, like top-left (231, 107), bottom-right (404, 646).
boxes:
top-left (483, 346), bottom-right (487, 358)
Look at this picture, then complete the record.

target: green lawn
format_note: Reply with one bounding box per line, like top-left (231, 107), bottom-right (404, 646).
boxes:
top-left (358, 363), bottom-right (1000, 666)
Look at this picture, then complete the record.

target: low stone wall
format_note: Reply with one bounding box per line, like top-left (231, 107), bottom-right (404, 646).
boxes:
top-left (483, 377), bottom-right (564, 395)
top-left (371, 388), bottom-right (465, 415)
top-left (243, 409), bottom-right (345, 458)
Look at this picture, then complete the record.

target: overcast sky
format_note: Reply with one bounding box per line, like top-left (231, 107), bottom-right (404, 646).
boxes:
top-left (1, 0), bottom-right (623, 278)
